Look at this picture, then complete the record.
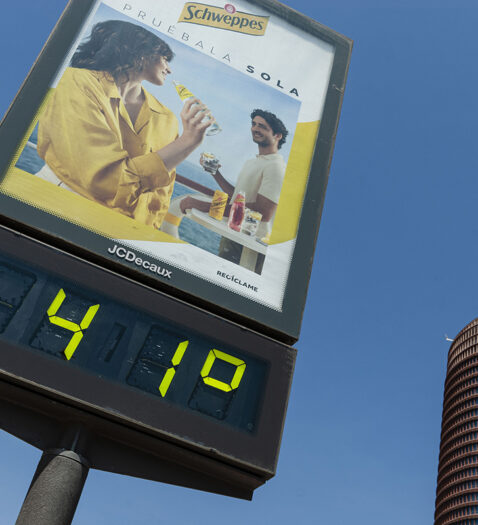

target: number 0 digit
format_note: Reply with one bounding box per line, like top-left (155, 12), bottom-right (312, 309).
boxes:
top-left (47, 289), bottom-right (100, 360)
top-left (200, 350), bottom-right (246, 392)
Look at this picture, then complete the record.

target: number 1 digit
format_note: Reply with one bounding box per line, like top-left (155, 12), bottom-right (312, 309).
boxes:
top-left (159, 340), bottom-right (189, 397)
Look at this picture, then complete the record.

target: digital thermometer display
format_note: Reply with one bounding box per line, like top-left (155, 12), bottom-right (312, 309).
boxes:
top-left (0, 254), bottom-right (266, 433)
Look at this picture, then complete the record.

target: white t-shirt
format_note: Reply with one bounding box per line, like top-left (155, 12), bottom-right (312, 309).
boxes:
top-left (230, 153), bottom-right (286, 238)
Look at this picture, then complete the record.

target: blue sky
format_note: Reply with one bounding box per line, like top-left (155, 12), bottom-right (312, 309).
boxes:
top-left (2, 1), bottom-right (478, 524)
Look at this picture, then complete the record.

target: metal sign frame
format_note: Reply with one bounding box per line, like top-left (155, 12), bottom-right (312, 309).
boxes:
top-left (0, 0), bottom-right (352, 343)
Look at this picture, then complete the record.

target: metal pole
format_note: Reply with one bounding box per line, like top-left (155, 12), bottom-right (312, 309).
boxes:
top-left (16, 449), bottom-right (89, 525)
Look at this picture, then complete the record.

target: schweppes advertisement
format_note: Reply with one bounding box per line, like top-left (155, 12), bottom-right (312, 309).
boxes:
top-left (178, 2), bottom-right (269, 36)
top-left (0, 0), bottom-right (346, 332)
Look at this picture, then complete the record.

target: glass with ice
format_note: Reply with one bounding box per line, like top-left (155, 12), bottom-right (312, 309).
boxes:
top-left (241, 209), bottom-right (262, 236)
top-left (200, 152), bottom-right (220, 173)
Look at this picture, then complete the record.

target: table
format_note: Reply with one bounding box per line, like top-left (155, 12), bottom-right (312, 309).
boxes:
top-left (0, 168), bottom-right (184, 243)
top-left (186, 208), bottom-right (267, 273)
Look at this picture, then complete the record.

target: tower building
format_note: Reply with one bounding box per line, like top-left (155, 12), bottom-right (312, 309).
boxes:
top-left (435, 319), bottom-right (478, 525)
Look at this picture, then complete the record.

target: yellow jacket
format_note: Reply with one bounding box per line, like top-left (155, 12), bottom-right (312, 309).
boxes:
top-left (38, 67), bottom-right (179, 229)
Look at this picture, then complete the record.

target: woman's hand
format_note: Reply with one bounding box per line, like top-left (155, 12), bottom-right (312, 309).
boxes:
top-left (180, 98), bottom-right (213, 149)
top-left (156, 99), bottom-right (215, 173)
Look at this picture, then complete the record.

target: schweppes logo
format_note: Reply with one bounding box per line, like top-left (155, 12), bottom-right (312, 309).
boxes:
top-left (178, 2), bottom-right (269, 36)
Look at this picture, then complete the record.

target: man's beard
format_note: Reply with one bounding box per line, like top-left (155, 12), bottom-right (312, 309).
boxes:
top-left (253, 134), bottom-right (271, 146)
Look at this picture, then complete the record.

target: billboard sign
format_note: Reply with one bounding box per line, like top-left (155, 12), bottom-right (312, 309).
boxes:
top-left (0, 0), bottom-right (352, 341)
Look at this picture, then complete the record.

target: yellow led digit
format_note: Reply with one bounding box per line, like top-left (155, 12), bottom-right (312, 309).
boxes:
top-left (159, 340), bottom-right (189, 397)
top-left (200, 350), bottom-right (246, 392)
top-left (47, 288), bottom-right (100, 360)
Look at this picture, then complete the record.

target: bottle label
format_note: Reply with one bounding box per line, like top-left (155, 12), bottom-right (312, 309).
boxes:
top-left (209, 191), bottom-right (228, 221)
top-left (174, 83), bottom-right (195, 101)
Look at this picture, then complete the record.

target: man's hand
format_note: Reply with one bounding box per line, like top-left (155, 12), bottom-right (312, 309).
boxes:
top-left (180, 195), bottom-right (193, 214)
top-left (180, 195), bottom-right (213, 214)
top-left (199, 155), bottom-right (222, 175)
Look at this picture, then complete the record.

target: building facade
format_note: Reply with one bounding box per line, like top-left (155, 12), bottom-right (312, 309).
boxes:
top-left (435, 319), bottom-right (478, 525)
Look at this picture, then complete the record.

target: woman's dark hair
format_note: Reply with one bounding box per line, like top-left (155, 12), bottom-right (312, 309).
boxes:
top-left (71, 20), bottom-right (174, 82)
top-left (250, 109), bottom-right (289, 149)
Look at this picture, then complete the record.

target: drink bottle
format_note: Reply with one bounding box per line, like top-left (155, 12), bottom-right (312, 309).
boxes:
top-left (209, 190), bottom-right (228, 221)
top-left (173, 81), bottom-right (221, 136)
top-left (228, 192), bottom-right (245, 231)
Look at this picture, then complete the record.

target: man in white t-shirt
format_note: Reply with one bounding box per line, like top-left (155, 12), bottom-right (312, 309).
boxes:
top-left (180, 109), bottom-right (288, 273)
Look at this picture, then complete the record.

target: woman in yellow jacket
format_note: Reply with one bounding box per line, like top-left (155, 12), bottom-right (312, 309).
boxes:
top-left (37, 20), bottom-right (212, 229)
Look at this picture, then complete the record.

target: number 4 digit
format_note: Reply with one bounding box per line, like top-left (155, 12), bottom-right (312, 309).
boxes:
top-left (47, 289), bottom-right (100, 361)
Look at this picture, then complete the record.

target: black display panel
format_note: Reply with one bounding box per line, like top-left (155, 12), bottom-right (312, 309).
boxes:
top-left (0, 224), bottom-right (295, 498)
top-left (0, 254), bottom-right (266, 433)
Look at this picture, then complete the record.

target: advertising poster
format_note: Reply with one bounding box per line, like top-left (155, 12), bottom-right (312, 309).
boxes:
top-left (0, 0), bottom-right (348, 338)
